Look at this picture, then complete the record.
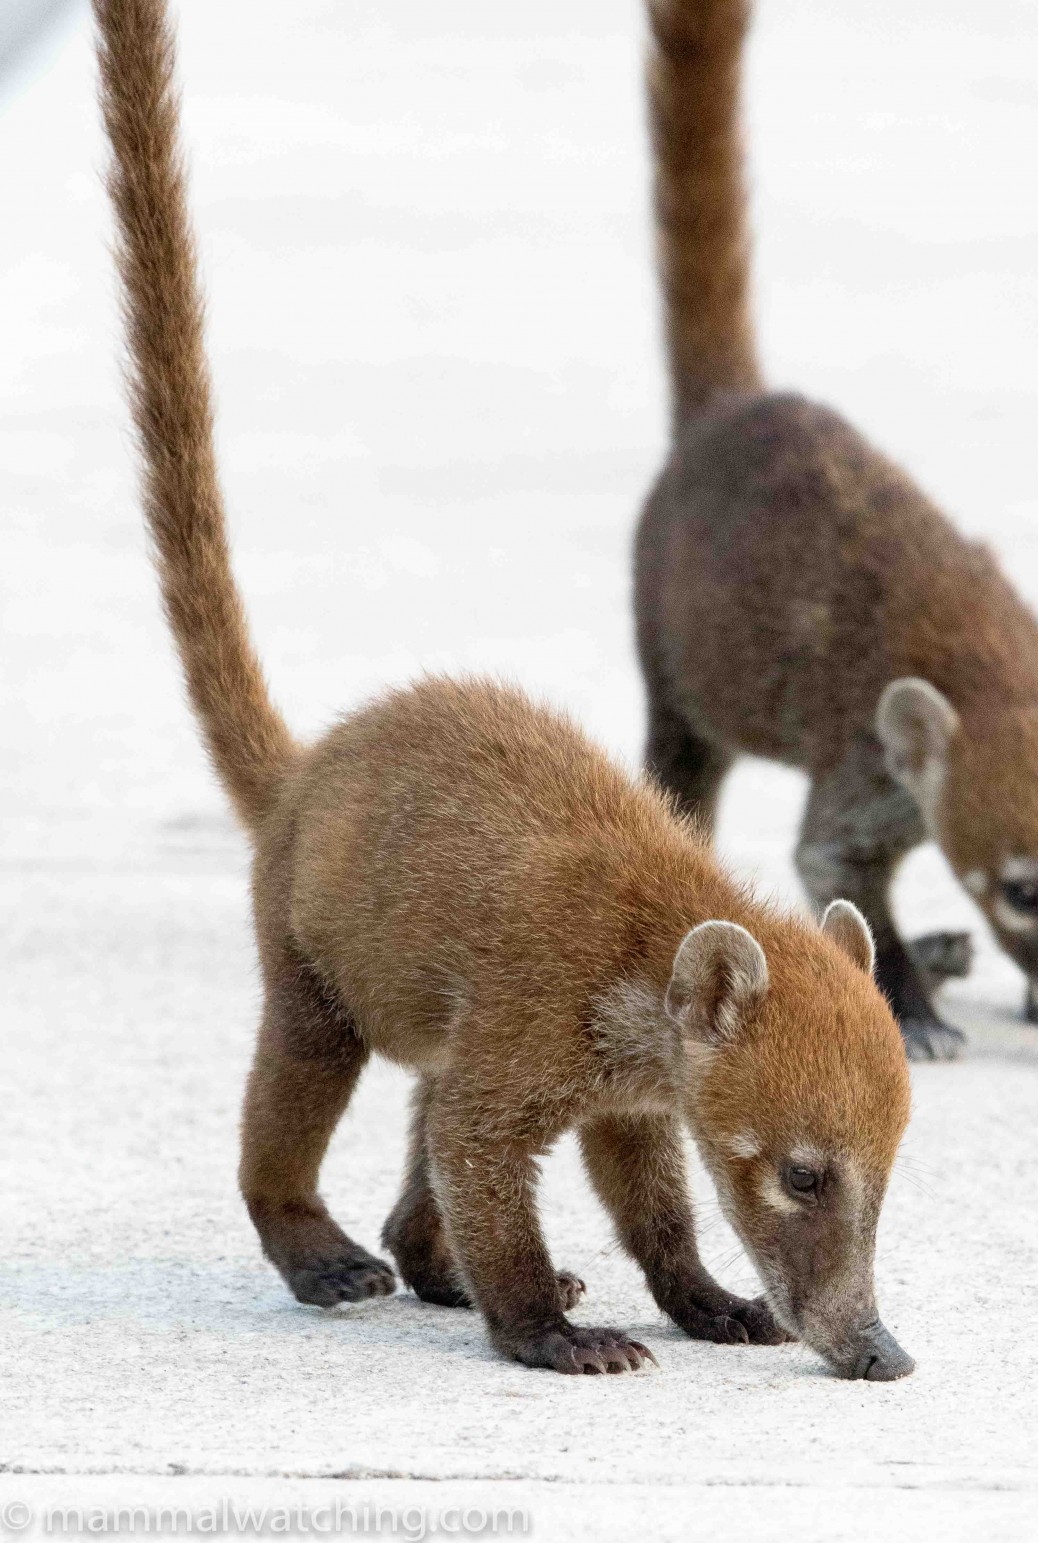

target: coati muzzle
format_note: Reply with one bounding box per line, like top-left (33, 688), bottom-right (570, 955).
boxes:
top-left (843, 1321), bottom-right (915, 1382)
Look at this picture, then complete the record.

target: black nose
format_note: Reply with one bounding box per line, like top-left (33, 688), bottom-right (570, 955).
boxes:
top-left (849, 1324), bottom-right (915, 1382)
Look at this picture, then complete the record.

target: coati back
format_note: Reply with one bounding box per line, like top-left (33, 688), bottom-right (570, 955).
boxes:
top-left (637, 0), bottom-right (1038, 1057)
top-left (92, 0), bottom-right (914, 1379)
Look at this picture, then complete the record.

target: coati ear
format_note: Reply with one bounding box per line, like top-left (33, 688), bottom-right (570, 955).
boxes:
top-left (821, 899), bottom-right (876, 976)
top-left (875, 679), bottom-right (958, 823)
top-left (665, 921), bottom-right (769, 1043)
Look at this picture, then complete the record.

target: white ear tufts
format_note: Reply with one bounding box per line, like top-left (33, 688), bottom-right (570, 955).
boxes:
top-left (666, 920), bottom-right (769, 1043)
top-left (821, 900), bottom-right (876, 976)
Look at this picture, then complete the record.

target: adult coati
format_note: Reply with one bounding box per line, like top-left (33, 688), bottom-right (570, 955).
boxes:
top-left (92, 0), bottom-right (914, 1379)
top-left (636, 0), bottom-right (1038, 1058)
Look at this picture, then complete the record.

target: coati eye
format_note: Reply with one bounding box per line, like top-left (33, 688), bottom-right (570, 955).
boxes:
top-left (785, 1165), bottom-right (820, 1199)
top-left (1000, 877), bottom-right (1038, 913)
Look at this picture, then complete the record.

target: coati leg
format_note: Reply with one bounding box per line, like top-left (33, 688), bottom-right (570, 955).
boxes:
top-left (580, 1113), bottom-right (787, 1345)
top-left (795, 757), bottom-right (966, 1061)
top-left (382, 1077), bottom-right (586, 1312)
top-left (426, 1071), bottom-right (653, 1373)
top-left (645, 690), bottom-right (735, 834)
top-left (239, 955), bottom-right (396, 1307)
top-left (381, 1078), bottom-right (470, 1307)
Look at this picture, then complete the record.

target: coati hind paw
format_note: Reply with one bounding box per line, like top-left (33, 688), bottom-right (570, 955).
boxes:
top-left (412, 1269), bottom-right (585, 1313)
top-left (287, 1247), bottom-right (396, 1308)
top-left (410, 1274), bottom-right (472, 1309)
top-left (555, 1271), bottom-right (587, 1311)
top-left (901, 1017), bottom-right (966, 1062)
top-left (509, 1323), bottom-right (657, 1375)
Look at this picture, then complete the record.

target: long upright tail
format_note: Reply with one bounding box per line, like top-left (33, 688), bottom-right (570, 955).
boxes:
top-left (647, 0), bottom-right (762, 422)
top-left (93, 0), bottom-right (295, 830)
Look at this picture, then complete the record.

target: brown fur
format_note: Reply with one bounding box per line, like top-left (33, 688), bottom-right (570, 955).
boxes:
top-left (637, 0), bottom-right (1038, 1056)
top-left (93, 0), bottom-right (913, 1378)
top-left (93, 0), bottom-right (294, 827)
top-left (648, 0), bottom-right (761, 419)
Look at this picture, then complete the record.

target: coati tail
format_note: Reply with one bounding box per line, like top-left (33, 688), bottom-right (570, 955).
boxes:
top-left (93, 0), bottom-right (295, 829)
top-left (647, 0), bottom-right (761, 420)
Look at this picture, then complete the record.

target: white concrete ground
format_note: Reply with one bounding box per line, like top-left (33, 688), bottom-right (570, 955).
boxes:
top-left (2, 2), bottom-right (1037, 1538)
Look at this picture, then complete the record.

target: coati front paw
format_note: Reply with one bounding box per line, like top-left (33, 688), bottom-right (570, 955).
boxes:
top-left (908, 931), bottom-right (973, 987)
top-left (286, 1246), bottom-right (396, 1308)
top-left (673, 1286), bottom-right (789, 1346)
top-left (508, 1323), bottom-right (657, 1375)
top-left (901, 1017), bottom-right (966, 1062)
top-left (732, 1294), bottom-right (794, 1345)
top-left (673, 1300), bottom-right (778, 1345)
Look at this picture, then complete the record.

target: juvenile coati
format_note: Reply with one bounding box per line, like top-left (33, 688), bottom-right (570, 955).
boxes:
top-left (92, 0), bottom-right (914, 1379)
top-left (637, 0), bottom-right (1038, 1058)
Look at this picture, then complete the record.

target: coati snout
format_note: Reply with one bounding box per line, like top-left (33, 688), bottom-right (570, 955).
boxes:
top-left (701, 1143), bottom-right (915, 1383)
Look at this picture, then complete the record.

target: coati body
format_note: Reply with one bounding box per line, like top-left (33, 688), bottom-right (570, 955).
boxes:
top-left (637, 0), bottom-right (1038, 1057)
top-left (92, 0), bottom-right (914, 1379)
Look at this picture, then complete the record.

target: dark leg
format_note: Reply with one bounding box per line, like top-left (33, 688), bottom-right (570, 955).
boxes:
top-left (382, 1077), bottom-right (585, 1311)
top-left (239, 953), bottom-right (396, 1306)
top-left (644, 691), bottom-right (734, 835)
top-left (1026, 981), bottom-right (1038, 1025)
top-left (381, 1077), bottom-right (469, 1306)
top-left (795, 757), bottom-right (965, 1061)
top-left (426, 1074), bottom-right (652, 1373)
top-left (580, 1113), bottom-right (786, 1345)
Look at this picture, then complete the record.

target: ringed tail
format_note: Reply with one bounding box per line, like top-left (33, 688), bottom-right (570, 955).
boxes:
top-left (647, 0), bottom-right (762, 422)
top-left (92, 0), bottom-right (295, 830)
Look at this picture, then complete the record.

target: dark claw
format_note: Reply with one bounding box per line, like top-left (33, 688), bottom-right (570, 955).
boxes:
top-left (630, 1339), bottom-right (660, 1369)
top-left (513, 1325), bottom-right (657, 1375)
top-left (675, 1286), bottom-right (786, 1345)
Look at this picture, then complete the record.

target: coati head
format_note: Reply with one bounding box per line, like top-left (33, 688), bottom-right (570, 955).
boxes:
top-left (876, 678), bottom-right (1038, 990)
top-left (669, 902), bottom-right (914, 1381)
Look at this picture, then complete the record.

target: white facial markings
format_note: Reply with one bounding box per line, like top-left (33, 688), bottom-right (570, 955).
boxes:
top-left (1001, 856), bottom-right (1038, 883)
top-left (993, 897), bottom-right (1038, 934)
top-left (994, 856), bottom-right (1038, 933)
top-left (727, 1130), bottom-right (761, 1161)
top-left (758, 1172), bottom-right (799, 1215)
top-left (963, 869), bottom-right (988, 898)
